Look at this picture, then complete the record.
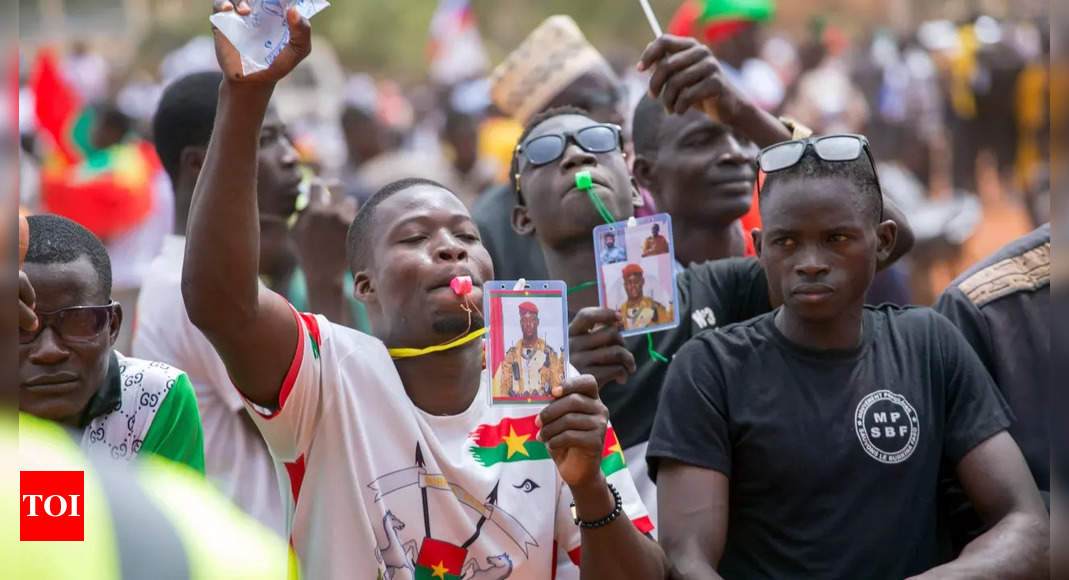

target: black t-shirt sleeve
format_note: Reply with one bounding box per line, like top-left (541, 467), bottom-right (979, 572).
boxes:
top-left (646, 337), bottom-right (732, 482)
top-left (679, 257), bottom-right (773, 325)
top-left (934, 311), bottom-right (1013, 464)
top-left (933, 287), bottom-right (995, 377)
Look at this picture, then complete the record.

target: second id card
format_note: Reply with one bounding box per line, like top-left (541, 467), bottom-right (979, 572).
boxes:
top-left (484, 281), bottom-right (568, 405)
top-left (593, 213), bottom-right (680, 337)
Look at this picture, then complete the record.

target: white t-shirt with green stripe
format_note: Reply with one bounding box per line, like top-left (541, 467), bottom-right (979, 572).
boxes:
top-left (246, 311), bottom-right (652, 580)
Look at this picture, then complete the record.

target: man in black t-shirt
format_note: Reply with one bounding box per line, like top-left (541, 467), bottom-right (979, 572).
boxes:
top-left (648, 140), bottom-right (1048, 578)
top-left (510, 34), bottom-right (915, 528)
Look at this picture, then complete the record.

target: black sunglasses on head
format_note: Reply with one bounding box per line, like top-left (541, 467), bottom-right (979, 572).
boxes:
top-left (20, 302), bottom-right (118, 345)
top-left (517, 124), bottom-right (622, 167)
top-left (756, 134), bottom-right (883, 214)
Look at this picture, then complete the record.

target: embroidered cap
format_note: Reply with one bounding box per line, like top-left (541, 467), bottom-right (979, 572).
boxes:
top-left (490, 15), bottom-right (613, 124)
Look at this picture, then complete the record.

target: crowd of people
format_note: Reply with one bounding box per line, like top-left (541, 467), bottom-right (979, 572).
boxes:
top-left (17, 0), bottom-right (1052, 578)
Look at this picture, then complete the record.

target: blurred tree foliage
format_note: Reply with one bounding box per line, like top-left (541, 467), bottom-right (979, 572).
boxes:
top-left (140, 0), bottom-right (684, 81)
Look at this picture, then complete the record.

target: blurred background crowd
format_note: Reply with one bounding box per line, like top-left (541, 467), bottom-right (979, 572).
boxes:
top-left (17, 0), bottom-right (1051, 352)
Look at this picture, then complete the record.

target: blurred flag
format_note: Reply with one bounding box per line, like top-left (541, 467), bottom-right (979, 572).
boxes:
top-left (667, 0), bottom-right (775, 46)
top-left (30, 49), bottom-right (82, 165)
top-left (428, 0), bottom-right (489, 86)
top-left (31, 49), bottom-right (159, 240)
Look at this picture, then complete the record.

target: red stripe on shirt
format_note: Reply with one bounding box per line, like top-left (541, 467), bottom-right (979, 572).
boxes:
top-left (274, 307), bottom-right (309, 414)
top-left (284, 454), bottom-right (306, 505)
top-left (568, 546), bottom-right (581, 566)
top-left (551, 541), bottom-right (558, 579)
top-left (631, 515), bottom-right (655, 535)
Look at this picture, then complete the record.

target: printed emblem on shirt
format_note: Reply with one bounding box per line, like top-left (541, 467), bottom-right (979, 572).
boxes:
top-left (691, 307), bottom-right (717, 330)
top-left (854, 389), bottom-right (920, 464)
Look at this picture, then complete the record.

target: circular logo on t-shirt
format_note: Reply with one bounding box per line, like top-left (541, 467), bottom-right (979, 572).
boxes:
top-left (854, 390), bottom-right (920, 464)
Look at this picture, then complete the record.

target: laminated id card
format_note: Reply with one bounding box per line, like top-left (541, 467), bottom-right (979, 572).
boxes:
top-left (593, 213), bottom-right (680, 337)
top-left (484, 280), bottom-right (568, 405)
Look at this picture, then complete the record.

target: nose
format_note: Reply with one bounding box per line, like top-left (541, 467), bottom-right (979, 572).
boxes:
top-left (434, 233), bottom-right (469, 263)
top-left (560, 141), bottom-right (597, 171)
top-left (279, 136), bottom-right (300, 168)
top-left (28, 327), bottom-right (71, 365)
top-left (717, 134), bottom-right (754, 166)
top-left (794, 246), bottom-right (830, 278)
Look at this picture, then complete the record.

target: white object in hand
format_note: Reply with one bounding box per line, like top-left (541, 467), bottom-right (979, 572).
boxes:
top-left (210, 0), bottom-right (330, 75)
top-left (638, 0), bottom-right (663, 37)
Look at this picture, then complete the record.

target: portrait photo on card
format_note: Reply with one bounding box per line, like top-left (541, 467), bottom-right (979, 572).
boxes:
top-left (594, 214), bottom-right (680, 337)
top-left (485, 281), bottom-right (569, 405)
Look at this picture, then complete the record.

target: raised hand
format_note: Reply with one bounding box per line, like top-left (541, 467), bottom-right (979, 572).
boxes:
top-left (638, 34), bottom-right (750, 122)
top-left (212, 0), bottom-right (312, 84)
top-left (293, 180), bottom-right (359, 286)
top-left (569, 307), bottom-right (636, 388)
top-left (537, 375), bottom-right (610, 489)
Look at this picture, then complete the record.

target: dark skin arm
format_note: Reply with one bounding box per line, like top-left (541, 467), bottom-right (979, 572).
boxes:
top-left (537, 376), bottom-right (668, 579)
top-left (569, 307), bottom-right (636, 388)
top-left (638, 35), bottom-right (915, 267)
top-left (181, 1), bottom-right (310, 408)
top-left (655, 461), bottom-right (728, 580)
top-left (909, 432), bottom-right (1049, 579)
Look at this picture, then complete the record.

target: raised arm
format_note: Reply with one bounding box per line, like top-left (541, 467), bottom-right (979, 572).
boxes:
top-left (637, 35), bottom-right (915, 268)
top-left (537, 376), bottom-right (668, 579)
top-left (181, 1), bottom-right (311, 408)
top-left (909, 432), bottom-right (1048, 579)
top-left (657, 461), bottom-right (728, 580)
top-left (638, 35), bottom-right (791, 148)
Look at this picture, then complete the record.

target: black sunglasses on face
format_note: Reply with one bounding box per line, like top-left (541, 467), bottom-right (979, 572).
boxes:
top-left (20, 302), bottom-right (118, 345)
top-left (517, 124), bottom-right (622, 167)
top-left (756, 134), bottom-right (883, 214)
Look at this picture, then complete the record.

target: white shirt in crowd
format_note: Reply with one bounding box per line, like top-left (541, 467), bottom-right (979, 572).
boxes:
top-left (246, 310), bottom-right (653, 579)
top-left (133, 234), bottom-right (286, 537)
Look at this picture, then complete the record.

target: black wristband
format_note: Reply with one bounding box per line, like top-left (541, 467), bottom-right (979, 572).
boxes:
top-left (571, 482), bottom-right (623, 528)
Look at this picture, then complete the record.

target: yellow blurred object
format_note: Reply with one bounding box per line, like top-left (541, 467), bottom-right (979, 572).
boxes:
top-left (479, 116), bottom-right (524, 184)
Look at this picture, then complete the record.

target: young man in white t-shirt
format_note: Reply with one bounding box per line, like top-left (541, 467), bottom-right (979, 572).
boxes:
top-left (182, 5), bottom-right (668, 579)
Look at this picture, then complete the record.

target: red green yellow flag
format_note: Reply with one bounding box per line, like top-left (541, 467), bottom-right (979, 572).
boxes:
top-left (601, 426), bottom-right (627, 476)
top-left (469, 416), bottom-right (551, 466)
top-left (414, 538), bottom-right (466, 580)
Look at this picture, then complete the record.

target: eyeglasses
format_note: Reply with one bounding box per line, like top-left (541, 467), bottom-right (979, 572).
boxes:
top-left (517, 124), bottom-right (622, 167)
top-left (20, 302), bottom-right (118, 345)
top-left (756, 134), bottom-right (883, 214)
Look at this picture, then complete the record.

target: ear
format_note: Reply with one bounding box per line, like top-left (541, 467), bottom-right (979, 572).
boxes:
top-left (751, 227), bottom-right (763, 259)
top-left (629, 177), bottom-right (645, 208)
top-left (511, 203), bottom-right (535, 237)
top-left (180, 145), bottom-right (207, 177)
top-left (108, 303), bottom-right (123, 346)
top-left (353, 271), bottom-right (375, 305)
top-left (632, 155), bottom-right (656, 193)
top-left (874, 220), bottom-right (897, 264)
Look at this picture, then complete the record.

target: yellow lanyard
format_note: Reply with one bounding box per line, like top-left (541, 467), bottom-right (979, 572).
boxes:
top-left (387, 327), bottom-right (487, 359)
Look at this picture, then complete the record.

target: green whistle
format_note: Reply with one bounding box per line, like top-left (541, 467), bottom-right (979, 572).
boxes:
top-left (575, 171), bottom-right (593, 190)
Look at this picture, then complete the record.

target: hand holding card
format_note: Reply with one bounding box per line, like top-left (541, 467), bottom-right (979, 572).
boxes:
top-left (593, 214), bottom-right (680, 338)
top-left (485, 281), bottom-right (569, 405)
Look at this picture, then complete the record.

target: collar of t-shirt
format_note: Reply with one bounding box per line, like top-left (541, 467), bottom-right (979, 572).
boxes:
top-left (78, 350), bottom-right (122, 428)
top-left (766, 307), bottom-right (874, 363)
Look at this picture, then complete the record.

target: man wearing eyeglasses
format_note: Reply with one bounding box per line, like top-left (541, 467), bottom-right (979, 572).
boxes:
top-left (18, 214), bottom-right (205, 473)
top-left (648, 137), bottom-right (1048, 578)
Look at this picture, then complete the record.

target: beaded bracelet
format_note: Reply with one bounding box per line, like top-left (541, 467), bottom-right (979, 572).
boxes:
top-left (571, 482), bottom-right (623, 529)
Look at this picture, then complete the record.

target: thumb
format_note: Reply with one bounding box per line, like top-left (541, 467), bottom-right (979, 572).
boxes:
top-left (286, 7), bottom-right (311, 56)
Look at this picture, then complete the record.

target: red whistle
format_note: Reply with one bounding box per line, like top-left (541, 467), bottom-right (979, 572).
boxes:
top-left (450, 276), bottom-right (473, 296)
